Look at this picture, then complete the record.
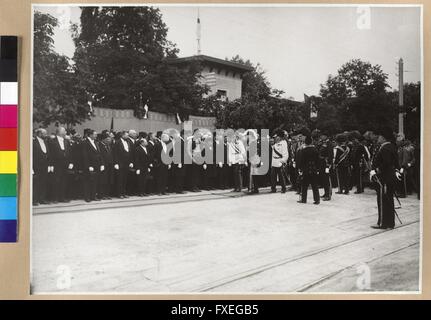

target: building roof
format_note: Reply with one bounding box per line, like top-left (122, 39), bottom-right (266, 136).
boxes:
top-left (167, 54), bottom-right (254, 73)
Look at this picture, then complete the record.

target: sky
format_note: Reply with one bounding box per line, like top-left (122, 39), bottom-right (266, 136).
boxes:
top-left (33, 4), bottom-right (422, 101)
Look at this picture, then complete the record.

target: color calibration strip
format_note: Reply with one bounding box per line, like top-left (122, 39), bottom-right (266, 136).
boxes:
top-left (0, 36), bottom-right (18, 242)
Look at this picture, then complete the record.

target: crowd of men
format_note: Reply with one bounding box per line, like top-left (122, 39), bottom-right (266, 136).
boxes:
top-left (33, 125), bottom-right (420, 228)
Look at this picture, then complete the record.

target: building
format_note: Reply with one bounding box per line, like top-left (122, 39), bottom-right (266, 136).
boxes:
top-left (168, 54), bottom-right (253, 102)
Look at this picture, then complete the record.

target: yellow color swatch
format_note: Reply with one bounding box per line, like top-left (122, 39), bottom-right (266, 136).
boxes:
top-left (0, 151), bottom-right (17, 174)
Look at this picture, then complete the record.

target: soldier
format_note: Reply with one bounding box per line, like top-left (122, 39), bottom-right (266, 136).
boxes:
top-left (33, 128), bottom-right (49, 205)
top-left (270, 130), bottom-right (289, 193)
top-left (350, 130), bottom-right (370, 194)
top-left (317, 133), bottom-right (333, 201)
top-left (370, 127), bottom-right (401, 229)
top-left (297, 135), bottom-right (320, 204)
top-left (227, 132), bottom-right (247, 192)
top-left (398, 138), bottom-right (416, 197)
top-left (333, 133), bottom-right (351, 195)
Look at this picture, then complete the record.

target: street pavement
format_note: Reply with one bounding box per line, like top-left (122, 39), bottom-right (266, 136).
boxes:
top-left (31, 187), bottom-right (420, 293)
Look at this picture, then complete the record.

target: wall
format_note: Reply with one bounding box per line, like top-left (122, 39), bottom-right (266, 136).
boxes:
top-left (43, 107), bottom-right (216, 135)
top-left (200, 66), bottom-right (243, 101)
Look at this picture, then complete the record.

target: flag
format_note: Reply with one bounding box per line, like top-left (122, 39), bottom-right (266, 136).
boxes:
top-left (310, 100), bottom-right (318, 119)
top-left (87, 101), bottom-right (93, 116)
top-left (143, 103), bottom-right (149, 119)
top-left (196, 13), bottom-right (201, 39)
top-left (176, 113), bottom-right (182, 125)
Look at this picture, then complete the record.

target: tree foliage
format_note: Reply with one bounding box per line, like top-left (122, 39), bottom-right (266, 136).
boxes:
top-left (72, 6), bottom-right (208, 117)
top-left (33, 11), bottom-right (89, 126)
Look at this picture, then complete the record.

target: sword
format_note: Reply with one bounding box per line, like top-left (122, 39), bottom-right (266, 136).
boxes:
top-left (373, 175), bottom-right (402, 225)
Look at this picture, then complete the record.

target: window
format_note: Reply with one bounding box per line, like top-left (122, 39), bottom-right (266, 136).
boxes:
top-left (217, 90), bottom-right (227, 102)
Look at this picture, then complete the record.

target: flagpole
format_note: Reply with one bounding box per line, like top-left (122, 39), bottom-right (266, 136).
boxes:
top-left (196, 8), bottom-right (201, 55)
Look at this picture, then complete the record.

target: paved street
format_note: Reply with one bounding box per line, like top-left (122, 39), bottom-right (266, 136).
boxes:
top-left (31, 188), bottom-right (420, 293)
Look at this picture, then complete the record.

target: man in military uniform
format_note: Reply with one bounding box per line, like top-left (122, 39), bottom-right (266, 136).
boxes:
top-left (350, 131), bottom-right (370, 194)
top-left (333, 133), bottom-right (351, 195)
top-left (317, 133), bottom-right (333, 201)
top-left (370, 127), bottom-right (401, 229)
top-left (270, 130), bottom-right (289, 193)
top-left (297, 135), bottom-right (320, 204)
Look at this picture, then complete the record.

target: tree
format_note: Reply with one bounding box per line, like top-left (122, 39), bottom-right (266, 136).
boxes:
top-left (319, 59), bottom-right (394, 133)
top-left (72, 7), bottom-right (207, 118)
top-left (33, 11), bottom-right (89, 127)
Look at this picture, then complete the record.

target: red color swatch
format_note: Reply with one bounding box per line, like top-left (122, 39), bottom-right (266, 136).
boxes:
top-left (0, 128), bottom-right (17, 150)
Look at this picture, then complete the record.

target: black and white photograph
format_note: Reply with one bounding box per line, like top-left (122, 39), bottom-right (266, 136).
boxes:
top-left (31, 3), bottom-right (422, 293)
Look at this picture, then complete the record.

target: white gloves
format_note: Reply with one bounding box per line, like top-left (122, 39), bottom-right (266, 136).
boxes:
top-left (149, 163), bottom-right (153, 168)
top-left (148, 168), bottom-right (151, 173)
top-left (114, 164), bottom-right (119, 170)
top-left (48, 166), bottom-right (54, 173)
top-left (168, 164), bottom-right (171, 170)
top-left (369, 170), bottom-right (376, 178)
top-left (89, 167), bottom-right (94, 172)
top-left (203, 164), bottom-right (207, 170)
top-left (395, 170), bottom-right (402, 180)
top-left (400, 168), bottom-right (405, 174)
top-left (100, 165), bottom-right (105, 172)
top-left (129, 163), bottom-right (134, 169)
top-left (178, 163), bottom-right (182, 169)
top-left (325, 168), bottom-right (330, 174)
top-left (136, 169), bottom-right (141, 175)
top-left (218, 162), bottom-right (223, 168)
top-left (68, 163), bottom-right (74, 170)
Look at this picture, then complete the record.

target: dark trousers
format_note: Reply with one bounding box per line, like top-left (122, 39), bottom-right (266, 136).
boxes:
top-left (270, 166), bottom-right (286, 191)
top-left (352, 164), bottom-right (363, 193)
top-left (336, 166), bottom-right (350, 193)
top-left (320, 171), bottom-right (332, 198)
top-left (52, 168), bottom-right (67, 202)
top-left (190, 164), bottom-right (201, 190)
top-left (376, 182), bottom-right (395, 228)
top-left (33, 171), bottom-right (48, 204)
top-left (137, 172), bottom-right (148, 195)
top-left (251, 174), bottom-right (260, 192)
top-left (157, 165), bottom-right (169, 194)
top-left (84, 171), bottom-right (98, 201)
top-left (233, 164), bottom-right (243, 191)
top-left (288, 165), bottom-right (297, 189)
top-left (115, 167), bottom-right (128, 197)
top-left (98, 169), bottom-right (112, 198)
top-left (300, 174), bottom-right (320, 203)
top-left (173, 166), bottom-right (185, 192)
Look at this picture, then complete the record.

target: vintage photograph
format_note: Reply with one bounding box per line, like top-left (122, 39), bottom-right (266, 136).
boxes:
top-left (31, 4), bottom-right (422, 293)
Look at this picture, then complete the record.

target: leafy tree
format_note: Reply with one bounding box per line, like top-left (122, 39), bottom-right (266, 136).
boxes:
top-left (72, 6), bottom-right (207, 118)
top-left (33, 11), bottom-right (89, 127)
top-left (319, 59), bottom-right (394, 133)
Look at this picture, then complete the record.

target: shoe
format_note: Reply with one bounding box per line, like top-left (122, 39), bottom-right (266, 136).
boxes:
top-left (313, 201), bottom-right (320, 205)
top-left (281, 190), bottom-right (286, 194)
top-left (354, 191), bottom-right (363, 194)
top-left (85, 199), bottom-right (92, 203)
top-left (335, 191), bottom-right (343, 194)
top-left (343, 191), bottom-right (349, 195)
top-left (297, 200), bottom-right (306, 204)
top-left (33, 202), bottom-right (39, 206)
top-left (322, 197), bottom-right (331, 201)
top-left (270, 189), bottom-right (276, 193)
top-left (371, 225), bottom-right (386, 229)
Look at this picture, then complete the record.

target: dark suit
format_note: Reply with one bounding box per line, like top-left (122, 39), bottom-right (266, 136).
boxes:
top-left (82, 138), bottom-right (102, 201)
top-left (351, 143), bottom-right (369, 193)
top-left (33, 137), bottom-right (49, 204)
top-left (298, 145), bottom-right (320, 203)
top-left (126, 138), bottom-right (138, 195)
top-left (113, 138), bottom-right (132, 197)
top-left (372, 142), bottom-right (400, 228)
top-left (134, 145), bottom-right (151, 195)
top-left (334, 145), bottom-right (350, 194)
top-left (48, 136), bottom-right (72, 202)
top-left (99, 141), bottom-right (114, 198)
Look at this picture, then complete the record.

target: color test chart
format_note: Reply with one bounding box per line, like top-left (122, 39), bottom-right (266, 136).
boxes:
top-left (0, 36), bottom-right (18, 242)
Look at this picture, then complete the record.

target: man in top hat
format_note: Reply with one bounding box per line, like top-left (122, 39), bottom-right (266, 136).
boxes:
top-left (33, 128), bottom-right (50, 205)
top-left (370, 127), bottom-right (401, 229)
top-left (98, 131), bottom-right (114, 199)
